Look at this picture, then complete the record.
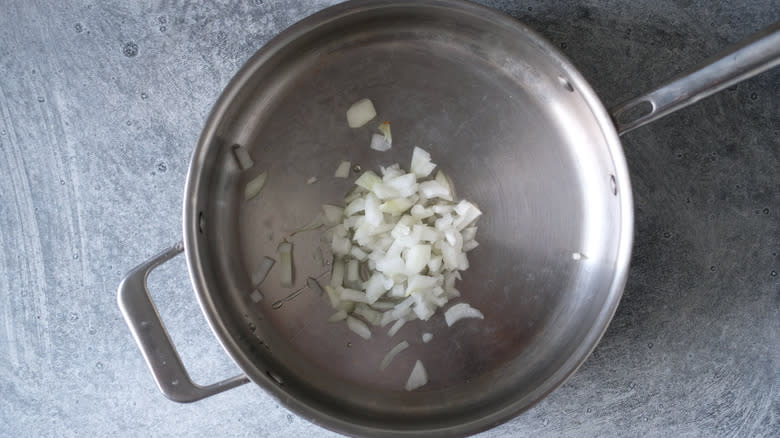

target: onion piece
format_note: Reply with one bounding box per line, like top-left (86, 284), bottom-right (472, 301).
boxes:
top-left (277, 242), bottom-right (293, 288)
top-left (334, 160), bottom-right (351, 178)
top-left (251, 256), bottom-right (275, 286)
top-left (380, 340), bottom-right (409, 371)
top-left (419, 180), bottom-right (452, 201)
top-left (249, 289), bottom-right (263, 303)
top-left (405, 360), bottom-right (428, 391)
top-left (244, 171), bottom-right (268, 201)
top-left (387, 318), bottom-right (406, 337)
top-left (331, 234), bottom-right (352, 256)
top-left (330, 258), bottom-right (345, 287)
top-left (370, 300), bottom-right (396, 311)
top-left (346, 316), bottom-right (372, 339)
top-left (346, 259), bottom-right (360, 287)
top-left (350, 246), bottom-right (368, 261)
top-left (322, 204), bottom-right (344, 225)
top-left (232, 145), bottom-right (254, 170)
top-left (422, 333), bottom-right (433, 343)
top-left (307, 176), bottom-right (318, 184)
top-left (324, 285), bottom-right (341, 309)
top-left (410, 146), bottom-right (436, 178)
top-left (364, 193), bottom-right (382, 226)
top-left (370, 133), bottom-right (392, 152)
top-left (378, 121), bottom-right (392, 144)
top-left (444, 303), bottom-right (484, 326)
top-left (355, 171), bottom-right (382, 192)
top-left (346, 98), bottom-right (377, 128)
top-left (462, 240), bottom-right (479, 252)
top-left (405, 244), bottom-right (431, 275)
top-left (345, 198), bottom-right (366, 216)
top-left (354, 303), bottom-right (383, 326)
top-left (339, 287), bottom-right (369, 303)
top-left (328, 310), bottom-right (348, 322)
top-left (380, 198), bottom-right (413, 216)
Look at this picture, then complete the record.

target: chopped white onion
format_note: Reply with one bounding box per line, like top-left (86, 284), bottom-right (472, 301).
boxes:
top-left (421, 333), bottom-right (433, 343)
top-left (370, 133), bottom-right (392, 152)
top-left (307, 176), bottom-right (318, 185)
top-left (232, 145), bottom-right (254, 170)
top-left (346, 316), bottom-right (372, 339)
top-left (345, 198), bottom-right (365, 216)
top-left (330, 259), bottom-right (345, 288)
top-left (410, 146), bottom-right (436, 178)
top-left (339, 287), bottom-right (369, 303)
top-left (346, 259), bottom-right (360, 287)
top-left (355, 170), bottom-right (382, 192)
top-left (322, 204), bottom-right (344, 225)
top-left (354, 303), bottom-right (383, 326)
top-left (249, 289), bottom-right (263, 303)
top-left (322, 147), bottom-right (484, 372)
top-left (444, 303), bottom-right (484, 327)
top-left (387, 318), bottom-right (406, 337)
top-left (346, 98), bottom-right (377, 128)
top-left (277, 242), bottom-right (293, 288)
top-left (350, 246), bottom-right (368, 261)
top-left (370, 300), bottom-right (396, 311)
top-left (378, 121), bottom-right (392, 143)
top-left (334, 160), bottom-right (351, 178)
top-left (328, 310), bottom-right (348, 322)
top-left (244, 171), bottom-right (268, 201)
top-left (364, 193), bottom-right (382, 226)
top-left (380, 340), bottom-right (409, 371)
top-left (405, 360), bottom-right (428, 391)
top-left (251, 256), bottom-right (275, 286)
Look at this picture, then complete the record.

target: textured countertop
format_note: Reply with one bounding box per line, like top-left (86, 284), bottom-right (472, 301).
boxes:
top-left (1, 1), bottom-right (777, 437)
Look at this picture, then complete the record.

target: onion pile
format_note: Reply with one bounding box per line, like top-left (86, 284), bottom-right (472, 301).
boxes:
top-left (323, 146), bottom-right (483, 341)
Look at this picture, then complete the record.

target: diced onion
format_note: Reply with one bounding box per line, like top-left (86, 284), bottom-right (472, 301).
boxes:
top-left (370, 133), bottom-right (392, 151)
top-left (387, 318), bottom-right (406, 337)
top-left (346, 259), bottom-right (360, 287)
top-left (244, 171), bottom-right (268, 201)
top-left (322, 204), bottom-right (344, 225)
top-left (321, 146), bottom-right (484, 386)
top-left (330, 258), bottom-right (345, 287)
top-left (334, 160), bottom-right (351, 178)
top-left (380, 340), bottom-right (409, 371)
top-left (354, 303), bottom-right (383, 326)
top-left (378, 121), bottom-right (392, 143)
top-left (346, 98), bottom-right (377, 128)
top-left (346, 316), bottom-right (372, 339)
top-left (251, 256), bottom-right (275, 286)
top-left (307, 176), bottom-right (318, 184)
top-left (355, 171), bottom-right (382, 192)
top-left (405, 360), bottom-right (428, 391)
top-left (277, 242), bottom-right (293, 288)
top-left (232, 145), bottom-right (254, 170)
top-left (328, 310), bottom-right (348, 322)
top-left (444, 303), bottom-right (484, 326)
top-left (410, 146), bottom-right (436, 178)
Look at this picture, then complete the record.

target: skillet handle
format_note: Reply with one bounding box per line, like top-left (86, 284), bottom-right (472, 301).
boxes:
top-left (117, 242), bottom-right (249, 402)
top-left (610, 21), bottom-right (780, 135)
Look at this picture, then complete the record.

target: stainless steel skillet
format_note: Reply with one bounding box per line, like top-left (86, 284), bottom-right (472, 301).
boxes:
top-left (118, 1), bottom-right (779, 436)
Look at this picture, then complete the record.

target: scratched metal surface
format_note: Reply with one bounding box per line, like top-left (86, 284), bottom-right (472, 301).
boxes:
top-left (0, 1), bottom-right (777, 437)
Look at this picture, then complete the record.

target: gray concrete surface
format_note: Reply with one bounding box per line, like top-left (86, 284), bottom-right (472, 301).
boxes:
top-left (1, 0), bottom-right (777, 436)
